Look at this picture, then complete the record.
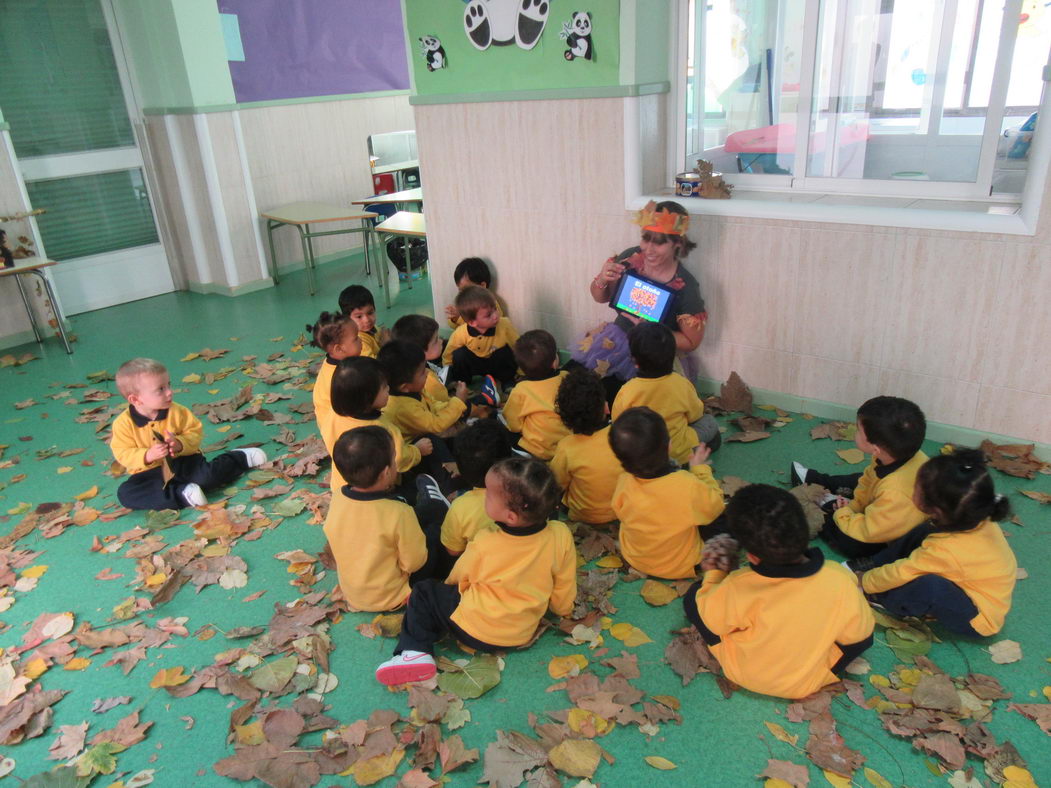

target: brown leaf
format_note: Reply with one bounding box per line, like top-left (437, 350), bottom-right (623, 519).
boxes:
top-left (914, 731), bottom-right (966, 770)
top-left (911, 673), bottom-right (962, 713)
top-left (397, 768), bottom-right (440, 788)
top-left (90, 710), bottom-right (153, 749)
top-left (439, 733), bottom-right (480, 774)
top-left (725, 430), bottom-right (770, 443)
top-left (1008, 703), bottom-right (1051, 735)
top-left (759, 759), bottom-right (810, 788)
top-left (408, 686), bottom-right (450, 723)
top-left (548, 738), bottom-right (602, 778)
top-left (1019, 490), bottom-right (1051, 504)
top-left (719, 371), bottom-right (753, 415)
top-left (262, 708), bottom-right (305, 748)
top-left (980, 440), bottom-right (1049, 479)
top-left (48, 721), bottom-right (88, 760)
top-left (804, 710), bottom-right (864, 777)
top-left (481, 730), bottom-right (548, 788)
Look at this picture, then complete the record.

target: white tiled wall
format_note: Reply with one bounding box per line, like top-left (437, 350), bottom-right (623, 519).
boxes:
top-left (414, 97), bottom-right (1051, 443)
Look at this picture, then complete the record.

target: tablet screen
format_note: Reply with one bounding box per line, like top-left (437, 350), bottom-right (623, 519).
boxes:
top-left (611, 272), bottom-right (676, 324)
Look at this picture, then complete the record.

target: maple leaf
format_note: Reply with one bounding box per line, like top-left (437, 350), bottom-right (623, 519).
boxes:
top-left (90, 710), bottom-right (152, 749)
top-left (397, 768), bottom-right (440, 788)
top-left (804, 710), bottom-right (864, 777)
top-left (718, 371), bottom-right (753, 414)
top-left (759, 759), bottom-right (810, 788)
top-left (0, 685), bottom-right (67, 745)
top-left (980, 440), bottom-right (1048, 479)
top-left (1008, 703), bottom-right (1051, 736)
top-left (725, 430), bottom-right (770, 443)
top-left (408, 686), bottom-right (450, 723)
top-left (481, 730), bottom-right (548, 788)
top-left (91, 697), bottom-right (131, 714)
top-left (74, 742), bottom-right (123, 778)
top-left (48, 722), bottom-right (89, 761)
top-left (438, 733), bottom-right (479, 774)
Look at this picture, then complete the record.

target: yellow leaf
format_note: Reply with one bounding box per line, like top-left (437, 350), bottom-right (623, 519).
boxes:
top-left (234, 721), bottom-right (264, 746)
top-left (764, 721), bottom-right (799, 746)
top-left (548, 739), bottom-right (601, 778)
top-left (548, 654), bottom-right (589, 679)
top-left (346, 748), bottom-right (404, 783)
top-left (7, 502), bottom-right (32, 516)
top-left (897, 668), bottom-right (923, 686)
top-left (1042, 686), bottom-right (1051, 702)
top-left (74, 485), bottom-right (99, 501)
top-left (21, 565), bottom-right (48, 579)
top-left (149, 666), bottom-right (190, 688)
top-left (640, 580), bottom-right (678, 607)
top-left (823, 770), bottom-right (852, 788)
top-left (216, 425), bottom-right (232, 433)
top-left (865, 767), bottom-right (893, 788)
top-left (652, 694), bottom-right (681, 710)
top-left (1003, 766), bottom-right (1039, 788)
top-left (64, 657), bottom-right (91, 671)
top-left (609, 622), bottom-right (652, 647)
top-left (181, 352), bottom-right (200, 362)
top-left (644, 756), bottom-right (677, 770)
top-left (595, 555), bottom-right (623, 568)
top-left (567, 707), bottom-right (614, 737)
top-left (145, 573), bottom-right (167, 588)
top-left (23, 657), bottom-right (48, 679)
top-left (72, 508), bottom-right (99, 526)
top-left (836, 448), bottom-right (866, 464)
top-left (869, 674), bottom-right (890, 688)
top-left (207, 389), bottom-right (220, 394)
top-left (182, 373), bottom-right (201, 384)
top-left (599, 617), bottom-right (612, 631)
top-left (766, 781), bottom-right (795, 788)
top-left (56, 466), bottom-right (73, 474)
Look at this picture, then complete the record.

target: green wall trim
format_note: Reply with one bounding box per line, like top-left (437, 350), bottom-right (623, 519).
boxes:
top-left (186, 278), bottom-right (274, 297)
top-left (0, 122), bottom-right (9, 132)
top-left (0, 328), bottom-right (45, 352)
top-left (693, 377), bottom-right (1051, 457)
top-left (142, 89), bottom-right (413, 116)
top-left (409, 81), bottom-right (670, 106)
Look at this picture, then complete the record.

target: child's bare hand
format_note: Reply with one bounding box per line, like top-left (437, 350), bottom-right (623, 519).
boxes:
top-left (163, 430), bottom-right (183, 455)
top-left (145, 443), bottom-right (169, 463)
top-left (832, 496), bottom-right (849, 510)
top-left (415, 438), bottom-right (433, 456)
top-left (454, 381), bottom-right (469, 401)
top-left (444, 305), bottom-right (459, 320)
top-left (689, 443), bottom-right (712, 466)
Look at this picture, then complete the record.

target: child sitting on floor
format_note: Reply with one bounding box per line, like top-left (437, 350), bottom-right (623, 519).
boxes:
top-left (391, 313), bottom-right (450, 406)
top-left (307, 311), bottom-right (361, 450)
top-left (611, 322), bottom-right (720, 462)
top-left (444, 257), bottom-right (505, 329)
top-left (441, 285), bottom-right (519, 389)
top-left (324, 427), bottom-right (449, 611)
top-left (609, 407), bottom-right (724, 579)
top-left (375, 457), bottom-right (577, 684)
top-left (857, 448), bottom-right (1017, 637)
top-left (441, 420), bottom-right (513, 558)
top-left (325, 357), bottom-right (430, 492)
top-left (796, 396), bottom-right (929, 559)
top-left (378, 340), bottom-right (472, 440)
top-left (550, 367), bottom-right (622, 524)
top-left (503, 330), bottom-right (570, 460)
top-left (684, 484), bottom-right (874, 700)
top-left (109, 358), bottom-right (266, 510)
top-left (339, 284), bottom-right (387, 358)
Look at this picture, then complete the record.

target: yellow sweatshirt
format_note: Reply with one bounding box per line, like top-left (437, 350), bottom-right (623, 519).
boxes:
top-left (312, 356), bottom-right (338, 448)
top-left (611, 465), bottom-right (725, 579)
top-left (359, 330), bottom-right (380, 359)
top-left (383, 392), bottom-right (467, 441)
top-left (322, 412), bottom-right (420, 491)
top-left (441, 317), bottom-right (519, 365)
top-left (833, 452), bottom-right (929, 543)
top-left (423, 367), bottom-right (450, 405)
top-left (109, 403), bottom-right (204, 475)
top-left (549, 426), bottom-right (621, 523)
top-left (862, 520), bottom-right (1017, 636)
top-left (448, 300), bottom-right (504, 329)
top-left (448, 520), bottom-right (577, 646)
top-left (502, 372), bottom-right (571, 460)
top-left (440, 487), bottom-right (496, 554)
top-left (692, 549), bottom-right (875, 699)
top-left (323, 487), bottom-right (427, 612)
top-left (611, 373), bottom-right (704, 465)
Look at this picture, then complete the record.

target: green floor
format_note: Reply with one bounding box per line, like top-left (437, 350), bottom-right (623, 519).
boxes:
top-left (1, 258), bottom-right (1049, 787)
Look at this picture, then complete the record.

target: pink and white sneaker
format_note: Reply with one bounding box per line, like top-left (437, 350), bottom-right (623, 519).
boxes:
top-left (375, 650), bottom-right (437, 685)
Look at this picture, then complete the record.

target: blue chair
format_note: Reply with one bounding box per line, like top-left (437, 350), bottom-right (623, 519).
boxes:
top-left (361, 200), bottom-right (397, 275)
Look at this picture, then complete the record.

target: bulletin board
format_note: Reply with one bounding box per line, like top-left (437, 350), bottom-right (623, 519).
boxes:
top-left (217, 0), bottom-right (411, 103)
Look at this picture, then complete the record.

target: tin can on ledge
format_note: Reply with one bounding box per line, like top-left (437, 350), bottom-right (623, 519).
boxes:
top-left (675, 172), bottom-right (702, 197)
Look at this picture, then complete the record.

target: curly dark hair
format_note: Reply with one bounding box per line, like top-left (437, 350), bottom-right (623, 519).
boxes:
top-left (726, 484), bottom-right (809, 565)
top-left (306, 311), bottom-right (354, 351)
top-left (455, 420), bottom-right (513, 488)
top-left (916, 447), bottom-right (1012, 532)
top-left (555, 367), bottom-right (607, 435)
top-left (490, 457), bottom-right (561, 526)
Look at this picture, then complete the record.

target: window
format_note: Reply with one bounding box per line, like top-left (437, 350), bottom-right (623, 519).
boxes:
top-left (683, 0), bottom-right (1050, 199)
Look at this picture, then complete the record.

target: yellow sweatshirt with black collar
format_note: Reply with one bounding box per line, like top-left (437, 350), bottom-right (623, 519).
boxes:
top-left (441, 317), bottom-right (519, 365)
top-left (502, 371), bottom-right (571, 460)
top-left (833, 451), bottom-right (929, 543)
top-left (109, 402), bottom-right (204, 475)
top-left (611, 372), bottom-right (704, 465)
top-left (323, 486), bottom-right (427, 612)
top-left (692, 548), bottom-right (875, 699)
top-left (862, 519), bottom-right (1016, 636)
top-left (611, 464), bottom-right (725, 579)
top-left (550, 425), bottom-right (621, 523)
top-left (312, 356), bottom-right (338, 449)
top-left (440, 487), bottom-right (496, 554)
top-left (383, 391), bottom-right (467, 441)
top-left (321, 411), bottom-right (420, 491)
top-left (424, 366), bottom-right (450, 405)
top-left (447, 519), bottom-right (577, 647)
top-left (359, 329), bottom-right (381, 359)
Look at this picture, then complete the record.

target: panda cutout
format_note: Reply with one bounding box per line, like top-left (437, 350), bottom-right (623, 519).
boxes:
top-left (463, 0), bottom-right (549, 51)
top-left (419, 35), bottom-right (447, 71)
top-left (561, 11), bottom-right (593, 61)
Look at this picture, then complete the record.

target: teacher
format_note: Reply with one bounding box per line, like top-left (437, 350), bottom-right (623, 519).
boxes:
top-left (573, 200), bottom-right (707, 394)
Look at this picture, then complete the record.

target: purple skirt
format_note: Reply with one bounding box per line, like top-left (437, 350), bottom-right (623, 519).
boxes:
top-left (572, 321), bottom-right (700, 382)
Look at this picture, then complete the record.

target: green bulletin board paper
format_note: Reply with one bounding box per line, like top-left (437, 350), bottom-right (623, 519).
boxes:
top-left (405, 0), bottom-right (621, 96)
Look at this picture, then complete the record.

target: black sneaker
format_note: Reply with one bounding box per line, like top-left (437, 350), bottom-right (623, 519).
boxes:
top-left (415, 474), bottom-right (450, 507)
top-left (790, 461), bottom-right (810, 486)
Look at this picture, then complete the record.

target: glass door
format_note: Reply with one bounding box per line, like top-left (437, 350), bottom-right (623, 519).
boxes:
top-left (0, 0), bottom-right (173, 315)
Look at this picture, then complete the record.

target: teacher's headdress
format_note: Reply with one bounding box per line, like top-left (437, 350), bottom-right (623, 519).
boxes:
top-left (632, 201), bottom-right (690, 236)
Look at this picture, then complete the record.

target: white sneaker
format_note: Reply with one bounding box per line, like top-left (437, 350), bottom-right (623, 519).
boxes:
top-left (790, 461), bottom-right (809, 486)
top-left (375, 650), bottom-right (436, 685)
top-left (234, 447), bottom-right (268, 468)
top-left (180, 483), bottom-right (207, 508)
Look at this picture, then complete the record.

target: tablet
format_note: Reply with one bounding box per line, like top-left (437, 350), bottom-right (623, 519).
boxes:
top-left (610, 271), bottom-right (677, 324)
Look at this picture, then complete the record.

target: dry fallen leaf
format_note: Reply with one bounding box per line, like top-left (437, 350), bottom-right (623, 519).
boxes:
top-left (548, 654), bottom-right (588, 679)
top-left (989, 639), bottom-right (1022, 664)
top-left (765, 721), bottom-right (799, 746)
top-left (609, 622), bottom-right (652, 647)
top-left (644, 755), bottom-right (677, 770)
top-left (640, 580), bottom-right (679, 607)
top-left (835, 448), bottom-right (866, 464)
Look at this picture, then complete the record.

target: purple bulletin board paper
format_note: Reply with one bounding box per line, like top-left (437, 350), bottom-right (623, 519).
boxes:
top-left (218, 0), bottom-right (410, 103)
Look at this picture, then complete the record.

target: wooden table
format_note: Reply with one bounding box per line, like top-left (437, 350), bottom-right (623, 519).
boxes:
top-left (260, 202), bottom-right (377, 296)
top-left (372, 212), bottom-right (426, 308)
top-left (0, 258), bottom-right (73, 354)
top-left (351, 187), bottom-right (423, 210)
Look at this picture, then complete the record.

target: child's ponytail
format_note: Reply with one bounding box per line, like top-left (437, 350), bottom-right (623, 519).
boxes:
top-left (915, 447), bottom-right (1012, 531)
top-left (307, 311), bottom-right (349, 350)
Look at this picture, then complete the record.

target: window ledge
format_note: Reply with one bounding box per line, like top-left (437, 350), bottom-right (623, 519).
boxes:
top-left (629, 190), bottom-right (1034, 235)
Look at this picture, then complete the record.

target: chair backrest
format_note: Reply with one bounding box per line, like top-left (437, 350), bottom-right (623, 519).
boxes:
top-left (364, 202), bottom-right (398, 226)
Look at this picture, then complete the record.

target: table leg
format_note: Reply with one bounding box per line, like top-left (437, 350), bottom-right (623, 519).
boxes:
top-left (378, 232), bottom-right (391, 309)
top-left (266, 220), bottom-right (281, 284)
top-left (361, 218), bottom-right (372, 276)
top-left (28, 270), bottom-right (73, 354)
top-left (298, 225), bottom-right (316, 296)
top-left (13, 274), bottom-right (43, 343)
top-left (404, 237), bottom-right (413, 291)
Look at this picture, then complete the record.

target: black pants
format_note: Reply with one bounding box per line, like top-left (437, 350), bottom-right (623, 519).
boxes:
top-left (448, 345), bottom-right (517, 387)
top-left (809, 470), bottom-right (863, 494)
top-left (117, 452), bottom-right (248, 510)
top-left (863, 523), bottom-right (981, 637)
top-left (395, 578), bottom-right (499, 655)
top-left (819, 511), bottom-right (887, 559)
top-left (408, 486), bottom-right (453, 584)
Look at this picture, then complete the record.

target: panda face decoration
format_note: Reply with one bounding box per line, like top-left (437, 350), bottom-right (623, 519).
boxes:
top-left (560, 11), bottom-right (594, 61)
top-left (463, 0), bottom-right (550, 51)
top-left (418, 35), bottom-right (447, 71)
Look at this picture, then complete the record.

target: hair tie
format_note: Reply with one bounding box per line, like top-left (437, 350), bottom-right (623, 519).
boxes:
top-left (993, 493), bottom-right (1005, 503)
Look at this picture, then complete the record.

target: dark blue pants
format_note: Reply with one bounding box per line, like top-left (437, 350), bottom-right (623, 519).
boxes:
top-left (408, 490), bottom-right (453, 584)
top-left (448, 344), bottom-right (517, 387)
top-left (819, 512), bottom-right (886, 559)
top-left (116, 451), bottom-right (248, 510)
top-left (865, 524), bottom-right (981, 637)
top-left (395, 578), bottom-right (499, 655)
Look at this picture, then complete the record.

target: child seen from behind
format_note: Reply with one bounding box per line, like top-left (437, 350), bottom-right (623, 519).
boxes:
top-left (503, 330), bottom-right (570, 460)
top-left (307, 311), bottom-right (361, 451)
top-left (441, 420), bottom-right (514, 557)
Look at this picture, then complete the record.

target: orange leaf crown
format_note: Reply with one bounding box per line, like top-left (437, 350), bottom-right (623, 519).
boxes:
top-left (632, 201), bottom-right (690, 236)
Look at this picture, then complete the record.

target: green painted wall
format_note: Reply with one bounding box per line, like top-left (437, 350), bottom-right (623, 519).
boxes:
top-left (633, 1), bottom-right (671, 84)
top-left (405, 0), bottom-right (622, 95)
top-left (113, 0), bottom-right (234, 111)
